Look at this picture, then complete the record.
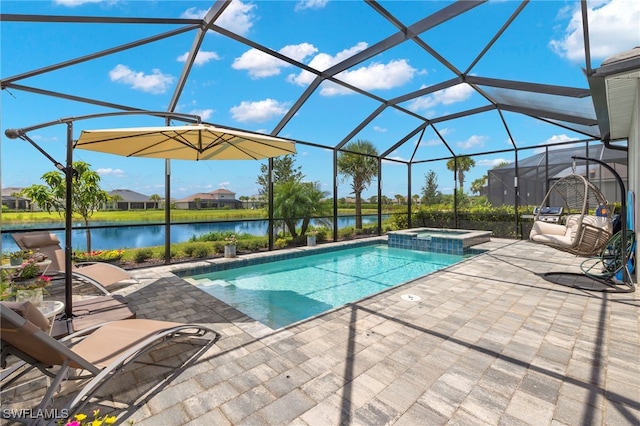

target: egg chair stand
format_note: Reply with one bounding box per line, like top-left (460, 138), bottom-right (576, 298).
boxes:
top-left (534, 156), bottom-right (635, 293)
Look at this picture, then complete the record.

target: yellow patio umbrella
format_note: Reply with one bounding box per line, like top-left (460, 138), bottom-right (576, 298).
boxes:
top-left (74, 123), bottom-right (296, 312)
top-left (75, 123), bottom-right (296, 160)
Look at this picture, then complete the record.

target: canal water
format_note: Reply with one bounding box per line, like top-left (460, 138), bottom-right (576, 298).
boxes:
top-left (1, 215), bottom-right (384, 252)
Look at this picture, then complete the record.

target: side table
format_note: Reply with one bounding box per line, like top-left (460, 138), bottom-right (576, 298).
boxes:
top-left (37, 300), bottom-right (65, 335)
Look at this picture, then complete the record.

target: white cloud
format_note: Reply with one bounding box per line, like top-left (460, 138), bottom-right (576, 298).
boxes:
top-left (325, 59), bottom-right (417, 96)
top-left (383, 156), bottom-right (406, 163)
top-left (97, 168), bottom-right (125, 177)
top-left (180, 7), bottom-right (206, 19)
top-left (295, 0), bottom-right (329, 12)
top-left (54, 0), bottom-right (104, 6)
top-left (549, 0), bottom-right (640, 62)
top-left (177, 50), bottom-right (220, 66)
top-left (233, 43), bottom-right (317, 78)
top-left (543, 134), bottom-right (577, 145)
top-left (373, 126), bottom-right (387, 133)
top-left (419, 138), bottom-right (442, 147)
top-left (188, 109), bottom-right (214, 120)
top-left (217, 0), bottom-right (256, 36)
top-left (182, 1), bottom-right (257, 36)
top-left (534, 134), bottom-right (580, 153)
top-left (457, 134), bottom-right (488, 150)
top-left (408, 83), bottom-right (474, 112)
top-left (477, 158), bottom-right (511, 167)
top-left (109, 64), bottom-right (174, 94)
top-left (287, 42), bottom-right (369, 86)
top-left (230, 98), bottom-right (290, 123)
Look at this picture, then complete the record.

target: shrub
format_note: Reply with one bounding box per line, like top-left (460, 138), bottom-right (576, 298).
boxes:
top-left (339, 226), bottom-right (354, 239)
top-left (193, 245), bottom-right (211, 258)
top-left (133, 248), bottom-right (154, 263)
top-left (274, 238), bottom-right (289, 249)
top-left (182, 243), bottom-right (198, 257)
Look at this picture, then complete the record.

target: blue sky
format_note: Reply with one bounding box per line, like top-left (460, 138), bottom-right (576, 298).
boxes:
top-left (1, 0), bottom-right (639, 201)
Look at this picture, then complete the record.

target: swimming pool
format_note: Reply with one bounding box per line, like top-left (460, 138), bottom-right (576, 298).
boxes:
top-left (185, 244), bottom-right (469, 329)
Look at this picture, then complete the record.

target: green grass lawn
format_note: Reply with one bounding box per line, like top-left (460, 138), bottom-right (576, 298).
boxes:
top-left (1, 207), bottom-right (387, 224)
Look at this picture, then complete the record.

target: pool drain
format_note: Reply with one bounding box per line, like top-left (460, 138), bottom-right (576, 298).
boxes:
top-left (401, 294), bottom-right (421, 302)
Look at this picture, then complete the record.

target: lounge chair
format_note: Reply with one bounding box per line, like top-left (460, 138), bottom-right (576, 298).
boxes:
top-left (1, 301), bottom-right (221, 424)
top-left (12, 231), bottom-right (136, 295)
top-left (51, 295), bottom-right (136, 338)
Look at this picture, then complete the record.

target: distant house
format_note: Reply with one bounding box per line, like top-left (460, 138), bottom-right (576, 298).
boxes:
top-left (1, 187), bottom-right (30, 211)
top-left (174, 188), bottom-right (242, 210)
top-left (105, 189), bottom-right (159, 210)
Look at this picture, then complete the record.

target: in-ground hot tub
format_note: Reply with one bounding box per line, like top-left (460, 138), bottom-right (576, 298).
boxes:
top-left (387, 228), bottom-right (491, 255)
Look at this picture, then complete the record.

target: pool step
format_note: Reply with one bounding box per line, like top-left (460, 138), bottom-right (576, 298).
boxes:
top-left (184, 277), bottom-right (231, 287)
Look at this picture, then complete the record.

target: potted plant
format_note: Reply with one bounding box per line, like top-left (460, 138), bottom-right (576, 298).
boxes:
top-left (306, 230), bottom-right (318, 247)
top-left (224, 234), bottom-right (238, 258)
top-left (11, 258), bottom-right (51, 306)
top-left (5, 249), bottom-right (31, 266)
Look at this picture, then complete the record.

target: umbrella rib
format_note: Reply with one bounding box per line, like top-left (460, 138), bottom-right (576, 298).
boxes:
top-left (79, 130), bottom-right (200, 157)
top-left (202, 136), bottom-right (296, 160)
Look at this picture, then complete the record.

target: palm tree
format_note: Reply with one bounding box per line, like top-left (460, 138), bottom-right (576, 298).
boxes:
top-left (149, 193), bottom-right (162, 209)
top-left (470, 176), bottom-right (488, 195)
top-left (337, 140), bottom-right (378, 230)
top-left (273, 180), bottom-right (330, 237)
top-left (446, 155), bottom-right (476, 191)
top-left (109, 193), bottom-right (123, 210)
top-left (10, 191), bottom-right (20, 212)
top-left (239, 195), bottom-right (249, 209)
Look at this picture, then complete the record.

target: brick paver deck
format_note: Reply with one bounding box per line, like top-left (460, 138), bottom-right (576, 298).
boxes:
top-left (2, 238), bottom-right (638, 425)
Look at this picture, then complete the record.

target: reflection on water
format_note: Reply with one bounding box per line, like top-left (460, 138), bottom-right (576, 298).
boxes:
top-left (1, 215), bottom-right (384, 252)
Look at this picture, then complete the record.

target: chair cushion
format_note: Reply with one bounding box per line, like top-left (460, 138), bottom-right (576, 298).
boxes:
top-left (3, 301), bottom-right (50, 332)
top-left (21, 233), bottom-right (61, 249)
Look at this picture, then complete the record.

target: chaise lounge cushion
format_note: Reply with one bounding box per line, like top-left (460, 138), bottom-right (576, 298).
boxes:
top-left (3, 301), bottom-right (50, 333)
top-left (21, 233), bottom-right (61, 249)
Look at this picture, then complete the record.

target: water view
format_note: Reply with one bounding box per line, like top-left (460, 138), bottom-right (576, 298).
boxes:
top-left (1, 215), bottom-right (384, 252)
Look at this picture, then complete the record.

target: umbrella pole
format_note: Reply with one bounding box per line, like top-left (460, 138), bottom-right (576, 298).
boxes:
top-left (164, 159), bottom-right (171, 264)
top-left (63, 123), bottom-right (74, 321)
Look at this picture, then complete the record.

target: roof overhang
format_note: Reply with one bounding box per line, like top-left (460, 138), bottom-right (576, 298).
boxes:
top-left (588, 46), bottom-right (640, 141)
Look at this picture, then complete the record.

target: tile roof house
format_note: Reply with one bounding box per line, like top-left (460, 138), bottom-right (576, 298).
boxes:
top-left (174, 188), bottom-right (241, 210)
top-left (1, 187), bottom-right (30, 210)
top-left (106, 189), bottom-right (160, 211)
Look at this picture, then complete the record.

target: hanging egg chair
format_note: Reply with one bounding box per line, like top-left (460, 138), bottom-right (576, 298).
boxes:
top-left (529, 173), bottom-right (613, 257)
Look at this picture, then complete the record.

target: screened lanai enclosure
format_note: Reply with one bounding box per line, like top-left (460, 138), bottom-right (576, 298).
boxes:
top-left (0, 1), bottom-right (633, 253)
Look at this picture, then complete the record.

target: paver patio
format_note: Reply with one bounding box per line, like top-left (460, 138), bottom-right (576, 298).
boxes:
top-left (2, 237), bottom-right (638, 425)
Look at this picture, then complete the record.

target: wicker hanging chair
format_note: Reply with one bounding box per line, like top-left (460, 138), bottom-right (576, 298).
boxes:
top-left (529, 174), bottom-right (613, 257)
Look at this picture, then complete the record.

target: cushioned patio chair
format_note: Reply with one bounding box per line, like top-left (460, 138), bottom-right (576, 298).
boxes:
top-left (529, 174), bottom-right (613, 257)
top-left (1, 301), bottom-right (221, 425)
top-left (12, 231), bottom-right (136, 295)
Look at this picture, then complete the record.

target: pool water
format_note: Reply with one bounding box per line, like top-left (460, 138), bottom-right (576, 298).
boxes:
top-left (189, 244), bottom-right (467, 329)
